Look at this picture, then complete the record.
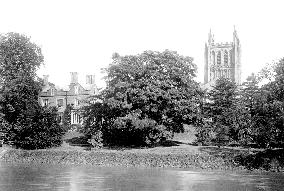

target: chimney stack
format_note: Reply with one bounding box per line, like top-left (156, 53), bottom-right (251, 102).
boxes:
top-left (43, 75), bottom-right (49, 85)
top-left (70, 72), bottom-right (78, 84)
top-left (86, 74), bottom-right (95, 84)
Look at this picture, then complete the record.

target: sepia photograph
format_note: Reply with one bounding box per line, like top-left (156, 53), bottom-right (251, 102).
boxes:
top-left (0, 0), bottom-right (283, 190)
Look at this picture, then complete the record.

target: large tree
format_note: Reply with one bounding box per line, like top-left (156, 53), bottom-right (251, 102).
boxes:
top-left (202, 78), bottom-right (242, 145)
top-left (0, 33), bottom-right (43, 122)
top-left (82, 50), bottom-right (202, 146)
top-left (0, 32), bottom-right (65, 149)
top-left (254, 58), bottom-right (284, 148)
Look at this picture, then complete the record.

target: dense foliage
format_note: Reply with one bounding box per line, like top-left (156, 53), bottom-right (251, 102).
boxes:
top-left (197, 59), bottom-right (284, 149)
top-left (197, 78), bottom-right (240, 145)
top-left (256, 59), bottom-right (284, 148)
top-left (62, 104), bottom-right (73, 131)
top-left (82, 50), bottom-right (202, 146)
top-left (0, 32), bottom-right (65, 149)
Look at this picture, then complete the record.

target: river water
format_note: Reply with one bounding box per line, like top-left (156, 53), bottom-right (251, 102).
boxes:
top-left (0, 162), bottom-right (283, 191)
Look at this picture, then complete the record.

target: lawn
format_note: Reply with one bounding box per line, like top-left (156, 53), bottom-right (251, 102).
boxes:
top-left (60, 125), bottom-right (202, 155)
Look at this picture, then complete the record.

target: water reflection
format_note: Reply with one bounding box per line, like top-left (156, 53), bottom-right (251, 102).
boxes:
top-left (0, 162), bottom-right (283, 191)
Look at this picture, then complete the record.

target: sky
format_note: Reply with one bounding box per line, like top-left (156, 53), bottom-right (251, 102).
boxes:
top-left (1, 0), bottom-right (284, 88)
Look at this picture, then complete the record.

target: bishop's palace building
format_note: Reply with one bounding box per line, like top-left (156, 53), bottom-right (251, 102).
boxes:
top-left (203, 28), bottom-right (241, 89)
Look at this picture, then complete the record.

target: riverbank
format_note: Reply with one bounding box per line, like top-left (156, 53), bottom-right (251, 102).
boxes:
top-left (1, 144), bottom-right (284, 172)
top-left (1, 127), bottom-right (283, 172)
top-left (0, 146), bottom-right (243, 171)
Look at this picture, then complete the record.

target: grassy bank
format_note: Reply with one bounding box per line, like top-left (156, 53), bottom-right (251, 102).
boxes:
top-left (1, 127), bottom-right (283, 172)
top-left (1, 144), bottom-right (284, 172)
top-left (0, 147), bottom-right (244, 170)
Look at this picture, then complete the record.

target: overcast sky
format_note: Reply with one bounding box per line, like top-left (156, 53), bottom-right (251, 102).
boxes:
top-left (1, 0), bottom-right (284, 88)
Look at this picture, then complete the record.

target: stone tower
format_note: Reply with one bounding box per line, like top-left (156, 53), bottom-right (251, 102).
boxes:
top-left (204, 28), bottom-right (241, 86)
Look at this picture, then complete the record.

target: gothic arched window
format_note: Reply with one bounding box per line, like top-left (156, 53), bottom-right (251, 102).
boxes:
top-left (224, 50), bottom-right (228, 66)
top-left (217, 51), bottom-right (221, 64)
top-left (230, 49), bottom-right (234, 66)
top-left (211, 51), bottom-right (215, 65)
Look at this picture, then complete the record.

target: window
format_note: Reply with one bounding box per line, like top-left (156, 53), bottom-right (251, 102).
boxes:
top-left (50, 88), bottom-right (55, 96)
top-left (43, 99), bottom-right (49, 106)
top-left (224, 50), bottom-right (228, 66)
top-left (230, 49), bottom-right (234, 66)
top-left (57, 99), bottom-right (64, 107)
top-left (71, 111), bottom-right (81, 124)
top-left (217, 51), bottom-right (221, 64)
top-left (211, 51), bottom-right (215, 65)
top-left (58, 112), bottom-right (63, 124)
top-left (74, 86), bottom-right (79, 94)
top-left (74, 99), bottom-right (80, 107)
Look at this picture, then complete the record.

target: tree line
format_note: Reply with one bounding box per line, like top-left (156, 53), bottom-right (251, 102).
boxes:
top-left (197, 69), bottom-right (284, 149)
top-left (0, 32), bottom-right (283, 150)
top-left (82, 51), bottom-right (284, 149)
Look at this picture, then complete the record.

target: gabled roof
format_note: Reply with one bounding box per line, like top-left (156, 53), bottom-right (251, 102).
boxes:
top-left (41, 82), bottom-right (55, 92)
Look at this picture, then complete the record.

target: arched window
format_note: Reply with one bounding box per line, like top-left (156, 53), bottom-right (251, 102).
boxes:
top-left (211, 51), bottom-right (215, 65)
top-left (224, 50), bottom-right (228, 66)
top-left (217, 51), bottom-right (221, 64)
top-left (230, 49), bottom-right (234, 66)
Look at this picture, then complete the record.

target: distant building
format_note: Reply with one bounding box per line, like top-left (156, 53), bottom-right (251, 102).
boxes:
top-left (39, 72), bottom-right (98, 124)
top-left (203, 28), bottom-right (241, 89)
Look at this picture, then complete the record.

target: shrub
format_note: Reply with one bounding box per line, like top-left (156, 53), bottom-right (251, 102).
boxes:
top-left (88, 131), bottom-right (103, 148)
top-left (101, 113), bottom-right (172, 147)
top-left (195, 122), bottom-right (214, 145)
top-left (2, 107), bottom-right (66, 150)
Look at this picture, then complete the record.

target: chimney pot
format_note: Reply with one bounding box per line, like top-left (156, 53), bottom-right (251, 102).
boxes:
top-left (43, 75), bottom-right (49, 85)
top-left (86, 74), bottom-right (95, 84)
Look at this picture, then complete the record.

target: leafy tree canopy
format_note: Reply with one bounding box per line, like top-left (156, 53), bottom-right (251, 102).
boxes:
top-left (201, 78), bottom-right (241, 145)
top-left (82, 50), bottom-right (203, 146)
top-left (0, 32), bottom-right (64, 149)
top-left (0, 33), bottom-right (44, 123)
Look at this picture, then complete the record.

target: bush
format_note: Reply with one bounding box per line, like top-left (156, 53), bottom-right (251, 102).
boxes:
top-left (101, 114), bottom-right (172, 147)
top-left (88, 131), bottom-right (103, 148)
top-left (195, 122), bottom-right (214, 145)
top-left (1, 107), bottom-right (66, 150)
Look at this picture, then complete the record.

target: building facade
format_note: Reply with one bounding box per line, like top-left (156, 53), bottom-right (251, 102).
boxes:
top-left (204, 28), bottom-right (241, 88)
top-left (39, 72), bottom-right (97, 124)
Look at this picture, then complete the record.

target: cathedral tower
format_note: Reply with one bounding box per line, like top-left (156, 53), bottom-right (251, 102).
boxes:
top-left (204, 28), bottom-right (241, 86)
